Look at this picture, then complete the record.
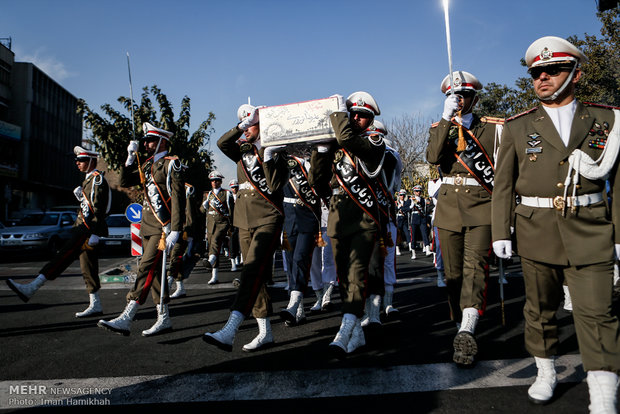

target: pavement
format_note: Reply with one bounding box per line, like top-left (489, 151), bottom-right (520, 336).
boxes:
top-left (0, 247), bottom-right (618, 413)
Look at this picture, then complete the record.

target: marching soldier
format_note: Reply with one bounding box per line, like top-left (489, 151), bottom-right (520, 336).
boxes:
top-left (409, 185), bottom-right (431, 259)
top-left (98, 122), bottom-right (185, 336)
top-left (279, 154), bottom-right (322, 326)
top-left (200, 171), bottom-right (234, 284)
top-left (167, 182), bottom-right (200, 298)
top-left (426, 71), bottom-right (503, 365)
top-left (6, 146), bottom-right (110, 318)
top-left (203, 103), bottom-right (289, 352)
top-left (492, 36), bottom-right (620, 411)
top-left (309, 201), bottom-right (337, 312)
top-left (309, 91), bottom-right (386, 355)
top-left (228, 179), bottom-right (241, 269)
top-left (370, 120), bottom-right (403, 320)
top-left (395, 189), bottom-right (412, 256)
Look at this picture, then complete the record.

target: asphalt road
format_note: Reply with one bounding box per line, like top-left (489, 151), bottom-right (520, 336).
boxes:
top-left (0, 247), bottom-right (617, 413)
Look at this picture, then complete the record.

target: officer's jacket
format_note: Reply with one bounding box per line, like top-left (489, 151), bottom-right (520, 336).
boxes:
top-left (410, 196), bottom-right (429, 224)
top-left (426, 115), bottom-right (500, 232)
top-left (217, 126), bottom-right (288, 231)
top-left (283, 182), bottom-right (319, 235)
top-left (200, 188), bottom-right (234, 234)
top-left (183, 184), bottom-right (200, 239)
top-left (492, 102), bottom-right (618, 266)
top-left (309, 111), bottom-right (386, 239)
top-left (75, 170), bottom-right (110, 237)
top-left (120, 154), bottom-right (185, 237)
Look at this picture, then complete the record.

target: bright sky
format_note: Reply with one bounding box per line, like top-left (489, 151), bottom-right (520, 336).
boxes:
top-left (2, 0), bottom-right (606, 182)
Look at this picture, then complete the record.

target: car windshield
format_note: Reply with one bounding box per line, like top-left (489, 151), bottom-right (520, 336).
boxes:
top-left (106, 216), bottom-right (130, 227)
top-left (17, 213), bottom-right (60, 226)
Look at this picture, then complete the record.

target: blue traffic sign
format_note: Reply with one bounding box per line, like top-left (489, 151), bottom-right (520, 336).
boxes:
top-left (125, 203), bottom-right (143, 223)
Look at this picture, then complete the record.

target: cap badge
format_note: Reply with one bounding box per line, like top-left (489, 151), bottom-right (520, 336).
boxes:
top-left (287, 159), bottom-right (297, 169)
top-left (356, 98), bottom-right (365, 108)
top-left (453, 77), bottom-right (462, 87)
top-left (540, 47), bottom-right (553, 61)
top-left (334, 149), bottom-right (344, 163)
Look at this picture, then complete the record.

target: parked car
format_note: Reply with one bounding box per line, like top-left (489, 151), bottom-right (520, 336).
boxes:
top-left (0, 211), bottom-right (77, 256)
top-left (101, 214), bottom-right (131, 251)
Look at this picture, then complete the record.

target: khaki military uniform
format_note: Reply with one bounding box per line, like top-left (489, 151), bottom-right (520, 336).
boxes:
top-left (309, 111), bottom-right (386, 317)
top-left (492, 102), bottom-right (620, 374)
top-left (40, 170), bottom-right (110, 293)
top-left (217, 126), bottom-right (288, 318)
top-left (120, 153), bottom-right (185, 305)
top-left (169, 183), bottom-right (200, 281)
top-left (200, 187), bottom-right (234, 268)
top-left (426, 115), bottom-right (502, 322)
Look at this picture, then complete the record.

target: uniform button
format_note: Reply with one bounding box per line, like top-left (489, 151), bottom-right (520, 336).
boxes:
top-left (559, 160), bottom-right (565, 165)
top-left (455, 188), bottom-right (459, 193)
top-left (557, 183), bottom-right (563, 188)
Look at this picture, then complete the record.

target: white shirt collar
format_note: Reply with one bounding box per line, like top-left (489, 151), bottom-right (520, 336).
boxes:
top-left (456, 113), bottom-right (474, 129)
top-left (154, 150), bottom-right (168, 163)
top-left (542, 100), bottom-right (577, 147)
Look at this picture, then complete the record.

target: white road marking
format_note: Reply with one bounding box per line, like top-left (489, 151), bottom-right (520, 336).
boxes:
top-left (0, 355), bottom-right (584, 408)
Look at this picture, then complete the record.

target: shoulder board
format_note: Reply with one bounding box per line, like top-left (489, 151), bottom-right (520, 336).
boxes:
top-left (164, 155), bottom-right (179, 160)
top-left (430, 121), bottom-right (440, 128)
top-left (583, 102), bottom-right (620, 110)
top-left (506, 107), bottom-right (538, 122)
top-left (480, 116), bottom-right (504, 125)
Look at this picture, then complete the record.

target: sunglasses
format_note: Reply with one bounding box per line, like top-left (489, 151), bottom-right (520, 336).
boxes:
top-left (528, 64), bottom-right (573, 80)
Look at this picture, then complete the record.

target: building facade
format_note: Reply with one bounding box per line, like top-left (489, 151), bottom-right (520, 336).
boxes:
top-left (0, 39), bottom-right (81, 223)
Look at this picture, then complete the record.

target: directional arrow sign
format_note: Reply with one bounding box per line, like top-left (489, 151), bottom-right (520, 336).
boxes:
top-left (125, 203), bottom-right (143, 223)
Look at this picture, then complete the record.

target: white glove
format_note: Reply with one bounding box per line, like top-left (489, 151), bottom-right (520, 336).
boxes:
top-left (615, 244), bottom-right (620, 260)
top-left (88, 234), bottom-right (100, 246)
top-left (238, 106), bottom-right (260, 130)
top-left (125, 140), bottom-right (139, 166)
top-left (263, 145), bottom-right (287, 162)
top-left (493, 240), bottom-right (512, 259)
top-left (201, 199), bottom-right (209, 210)
top-left (166, 231), bottom-right (180, 253)
top-left (442, 94), bottom-right (460, 121)
top-left (316, 143), bottom-right (331, 153)
top-left (330, 94), bottom-right (347, 112)
top-left (73, 186), bottom-right (84, 201)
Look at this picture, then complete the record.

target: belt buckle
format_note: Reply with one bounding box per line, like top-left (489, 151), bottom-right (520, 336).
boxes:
top-left (454, 176), bottom-right (463, 186)
top-left (553, 196), bottom-right (565, 211)
top-left (296, 199), bottom-right (304, 206)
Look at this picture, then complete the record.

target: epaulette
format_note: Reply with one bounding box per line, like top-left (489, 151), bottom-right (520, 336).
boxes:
top-left (584, 102), bottom-right (620, 110)
top-left (480, 116), bottom-right (504, 125)
top-left (506, 107), bottom-right (538, 122)
top-left (430, 121), bottom-right (440, 128)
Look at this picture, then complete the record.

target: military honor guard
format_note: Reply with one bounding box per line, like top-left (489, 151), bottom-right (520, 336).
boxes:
top-left (309, 91), bottom-right (386, 355)
top-left (98, 122), bottom-right (185, 336)
top-left (309, 202), bottom-right (337, 312)
top-left (200, 171), bottom-right (234, 284)
top-left (371, 120), bottom-right (403, 319)
top-left (409, 185), bottom-right (432, 259)
top-left (7, 146), bottom-right (110, 318)
top-left (203, 103), bottom-right (289, 352)
top-left (395, 189), bottom-right (412, 256)
top-left (426, 71), bottom-right (503, 365)
top-left (279, 154), bottom-right (322, 326)
top-left (492, 36), bottom-right (620, 412)
top-left (167, 182), bottom-right (200, 298)
top-left (228, 179), bottom-right (242, 269)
